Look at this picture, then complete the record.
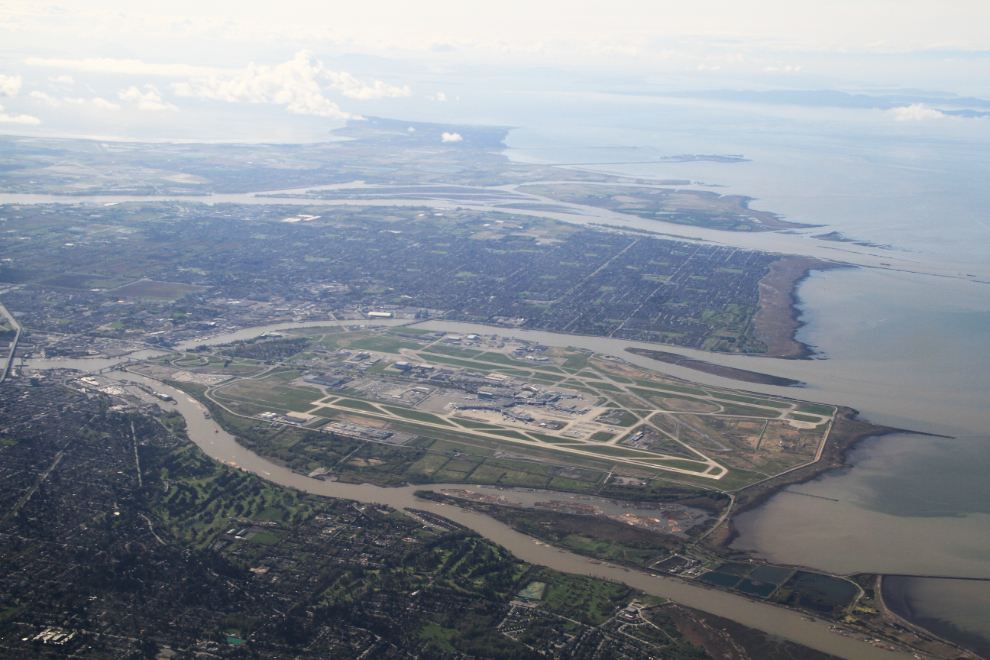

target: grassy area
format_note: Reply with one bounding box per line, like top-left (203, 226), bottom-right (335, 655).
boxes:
top-left (419, 353), bottom-right (532, 377)
top-left (580, 445), bottom-right (660, 459)
top-left (162, 326), bottom-right (842, 493)
top-left (649, 460), bottom-right (710, 473)
top-left (796, 402), bottom-right (836, 416)
top-left (559, 534), bottom-right (658, 564)
top-left (153, 441), bottom-right (313, 549)
top-left (348, 336), bottom-right (424, 353)
top-left (531, 434), bottom-right (581, 445)
top-left (419, 623), bottom-right (457, 652)
top-left (450, 418), bottom-right (501, 430)
top-left (214, 381), bottom-right (322, 413)
top-left (425, 345), bottom-right (485, 359)
top-left (333, 398), bottom-right (383, 413)
top-left (718, 402), bottom-right (781, 417)
top-left (557, 381), bottom-right (602, 395)
top-left (248, 532), bottom-right (282, 545)
top-left (140, 402), bottom-right (704, 657)
top-left (592, 369), bottom-right (633, 384)
top-left (559, 351), bottom-right (591, 372)
top-left (529, 376), bottom-right (567, 387)
top-left (388, 328), bottom-right (434, 336)
top-left (711, 392), bottom-right (791, 409)
top-left (532, 570), bottom-right (634, 625)
top-left (262, 369), bottom-right (304, 381)
top-left (197, 390), bottom-right (628, 492)
top-left (476, 351), bottom-right (565, 373)
top-left (483, 429), bottom-right (530, 440)
top-left (380, 405), bottom-right (455, 427)
top-left (629, 379), bottom-right (707, 396)
top-left (628, 388), bottom-right (711, 408)
top-left (602, 410), bottom-right (641, 426)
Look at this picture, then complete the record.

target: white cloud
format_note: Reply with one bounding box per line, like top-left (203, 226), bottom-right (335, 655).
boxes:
top-left (441, 132), bottom-right (462, 142)
top-left (93, 97), bottom-right (121, 110)
top-left (764, 65), bottom-right (803, 73)
top-left (118, 85), bottom-right (178, 111)
top-left (171, 51), bottom-right (409, 118)
top-left (888, 104), bottom-right (946, 121)
top-left (429, 42), bottom-right (457, 52)
top-left (0, 75), bottom-right (22, 97)
top-left (25, 57), bottom-right (224, 77)
top-left (0, 104), bottom-right (40, 124)
top-left (30, 91), bottom-right (102, 108)
top-left (26, 52), bottom-right (411, 119)
top-left (30, 90), bottom-right (60, 105)
top-left (341, 77), bottom-right (412, 101)
top-left (48, 75), bottom-right (74, 84)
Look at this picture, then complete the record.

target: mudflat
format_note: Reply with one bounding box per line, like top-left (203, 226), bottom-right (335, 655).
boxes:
top-left (752, 257), bottom-right (841, 359)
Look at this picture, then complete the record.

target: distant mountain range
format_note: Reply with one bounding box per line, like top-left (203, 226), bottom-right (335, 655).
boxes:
top-left (616, 89), bottom-right (990, 116)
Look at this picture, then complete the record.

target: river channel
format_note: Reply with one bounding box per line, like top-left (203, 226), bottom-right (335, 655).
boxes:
top-left (0, 189), bottom-right (977, 282)
top-left (107, 370), bottom-right (904, 660)
top-left (21, 314), bottom-right (928, 659)
top-left (10, 188), bottom-right (990, 654)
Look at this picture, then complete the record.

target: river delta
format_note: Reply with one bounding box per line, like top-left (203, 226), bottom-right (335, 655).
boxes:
top-left (3, 111), bottom-right (990, 658)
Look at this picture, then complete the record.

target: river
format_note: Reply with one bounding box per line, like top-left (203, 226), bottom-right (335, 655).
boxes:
top-left (7, 152), bottom-right (990, 652)
top-left (110, 370), bottom-right (906, 660)
top-left (23, 294), bottom-right (990, 654)
top-left (0, 189), bottom-right (978, 282)
top-left (168, 310), bottom-right (990, 655)
top-left (162, 310), bottom-right (990, 576)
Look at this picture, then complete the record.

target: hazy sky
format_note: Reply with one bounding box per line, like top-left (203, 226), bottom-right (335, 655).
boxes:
top-left (1, 0), bottom-right (988, 138)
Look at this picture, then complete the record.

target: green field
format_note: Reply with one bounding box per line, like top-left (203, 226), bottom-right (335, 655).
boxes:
top-left (419, 623), bottom-right (457, 652)
top-left (718, 402), bottom-right (783, 417)
top-left (796, 403), bottom-right (837, 416)
top-left (380, 405), bottom-right (455, 426)
top-left (450, 418), bottom-right (501, 430)
top-left (214, 381), bottom-right (321, 413)
top-left (170, 324), bottom-right (839, 493)
top-left (348, 336), bottom-right (425, 353)
top-left (333, 398), bottom-right (383, 413)
top-left (712, 392), bottom-right (791, 409)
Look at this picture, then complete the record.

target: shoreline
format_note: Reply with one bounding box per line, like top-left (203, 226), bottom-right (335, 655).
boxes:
top-left (699, 407), bottom-right (915, 553)
top-left (751, 256), bottom-right (848, 359)
top-left (881, 576), bottom-right (990, 660)
top-left (722, 193), bottom-right (819, 230)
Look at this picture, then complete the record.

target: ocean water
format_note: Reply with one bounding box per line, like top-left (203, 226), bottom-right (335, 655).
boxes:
top-left (10, 89), bottom-right (990, 650)
top-left (493, 93), bottom-right (990, 267)
top-left (491, 95), bottom-right (990, 650)
top-left (883, 577), bottom-right (990, 658)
